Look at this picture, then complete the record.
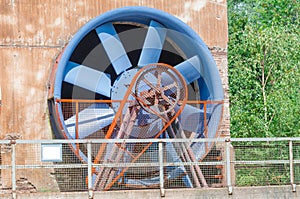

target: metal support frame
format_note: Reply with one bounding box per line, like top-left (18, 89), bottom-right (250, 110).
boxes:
top-left (11, 141), bottom-right (17, 199)
top-left (225, 139), bottom-right (232, 195)
top-left (289, 140), bottom-right (296, 192)
top-left (159, 142), bottom-right (165, 197)
top-left (2, 137), bottom-right (299, 198)
top-left (87, 142), bottom-right (94, 198)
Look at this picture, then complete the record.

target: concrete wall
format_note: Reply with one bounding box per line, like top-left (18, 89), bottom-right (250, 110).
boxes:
top-left (1, 186), bottom-right (299, 199)
top-left (0, 0), bottom-right (229, 190)
top-left (0, 0), bottom-right (229, 139)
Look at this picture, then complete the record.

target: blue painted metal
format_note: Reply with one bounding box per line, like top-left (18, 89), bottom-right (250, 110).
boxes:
top-left (64, 61), bottom-right (111, 97)
top-left (138, 20), bottom-right (167, 67)
top-left (52, 6), bottom-right (224, 189)
top-left (65, 103), bottom-right (114, 139)
top-left (54, 6), bottom-right (223, 102)
top-left (174, 55), bottom-right (201, 84)
top-left (96, 23), bottom-right (132, 75)
top-left (178, 104), bottom-right (211, 136)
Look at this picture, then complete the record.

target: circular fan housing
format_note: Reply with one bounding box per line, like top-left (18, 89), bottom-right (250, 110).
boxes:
top-left (49, 6), bottom-right (224, 190)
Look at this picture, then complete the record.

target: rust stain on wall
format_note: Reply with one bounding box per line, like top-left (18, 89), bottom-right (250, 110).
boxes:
top-left (0, 0), bottom-right (227, 48)
top-left (0, 0), bottom-right (229, 190)
top-left (0, 48), bottom-right (58, 139)
top-left (0, 0), bottom-right (229, 139)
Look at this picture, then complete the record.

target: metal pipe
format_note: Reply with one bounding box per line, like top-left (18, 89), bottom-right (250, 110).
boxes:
top-left (170, 118), bottom-right (208, 187)
top-left (95, 104), bottom-right (138, 190)
top-left (11, 142), bottom-right (17, 199)
top-left (10, 137), bottom-right (300, 145)
top-left (225, 139), bottom-right (232, 195)
top-left (165, 118), bottom-right (201, 187)
top-left (159, 142), bottom-right (165, 197)
top-left (289, 140), bottom-right (296, 192)
top-left (75, 101), bottom-right (79, 155)
top-left (87, 142), bottom-right (93, 198)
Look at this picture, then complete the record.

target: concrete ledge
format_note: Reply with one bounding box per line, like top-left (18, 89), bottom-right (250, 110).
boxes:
top-left (0, 185), bottom-right (299, 199)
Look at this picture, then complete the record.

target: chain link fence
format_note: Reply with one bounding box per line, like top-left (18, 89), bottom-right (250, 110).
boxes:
top-left (0, 138), bottom-right (299, 197)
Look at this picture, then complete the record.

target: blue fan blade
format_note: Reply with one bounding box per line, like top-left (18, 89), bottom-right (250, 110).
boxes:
top-left (96, 23), bottom-right (132, 75)
top-left (175, 56), bottom-right (201, 84)
top-left (64, 61), bottom-right (111, 97)
top-left (138, 20), bottom-right (167, 67)
top-left (122, 176), bottom-right (160, 187)
top-left (65, 103), bottom-right (114, 139)
top-left (178, 104), bottom-right (212, 135)
top-left (130, 118), bottom-right (163, 138)
top-left (164, 133), bottom-right (193, 187)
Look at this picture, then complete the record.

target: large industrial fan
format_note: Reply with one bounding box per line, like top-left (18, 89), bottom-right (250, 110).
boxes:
top-left (48, 6), bottom-right (223, 190)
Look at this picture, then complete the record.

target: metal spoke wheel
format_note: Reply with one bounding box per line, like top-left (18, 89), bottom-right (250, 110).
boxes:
top-left (48, 6), bottom-right (224, 191)
top-left (135, 64), bottom-right (186, 116)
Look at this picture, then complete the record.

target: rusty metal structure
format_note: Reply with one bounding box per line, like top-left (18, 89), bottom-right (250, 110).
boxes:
top-left (0, 0), bottom-right (229, 192)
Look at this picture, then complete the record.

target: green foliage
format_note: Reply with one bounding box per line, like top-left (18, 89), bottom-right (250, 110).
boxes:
top-left (227, 0), bottom-right (300, 137)
top-left (236, 166), bottom-right (290, 186)
top-left (228, 0), bottom-right (299, 33)
top-left (233, 141), bottom-right (293, 186)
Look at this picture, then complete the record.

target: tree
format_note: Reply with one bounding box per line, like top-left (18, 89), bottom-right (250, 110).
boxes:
top-left (227, 0), bottom-right (300, 137)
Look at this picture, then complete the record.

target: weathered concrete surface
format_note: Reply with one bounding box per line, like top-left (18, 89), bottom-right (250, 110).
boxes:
top-left (0, 0), bottom-right (229, 191)
top-left (0, 47), bottom-right (61, 190)
top-left (211, 48), bottom-right (230, 137)
top-left (0, 0), bottom-right (228, 48)
top-left (0, 1), bottom-right (229, 137)
top-left (0, 186), bottom-right (299, 199)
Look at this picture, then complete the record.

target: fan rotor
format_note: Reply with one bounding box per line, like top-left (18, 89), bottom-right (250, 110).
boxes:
top-left (49, 6), bottom-right (224, 191)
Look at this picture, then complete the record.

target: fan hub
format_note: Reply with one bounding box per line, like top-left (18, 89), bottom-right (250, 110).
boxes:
top-left (49, 7), bottom-right (224, 191)
top-left (111, 68), bottom-right (138, 112)
top-left (135, 64), bottom-right (185, 116)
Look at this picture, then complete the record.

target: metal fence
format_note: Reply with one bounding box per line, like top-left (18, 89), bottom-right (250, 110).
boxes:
top-left (0, 137), bottom-right (299, 198)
